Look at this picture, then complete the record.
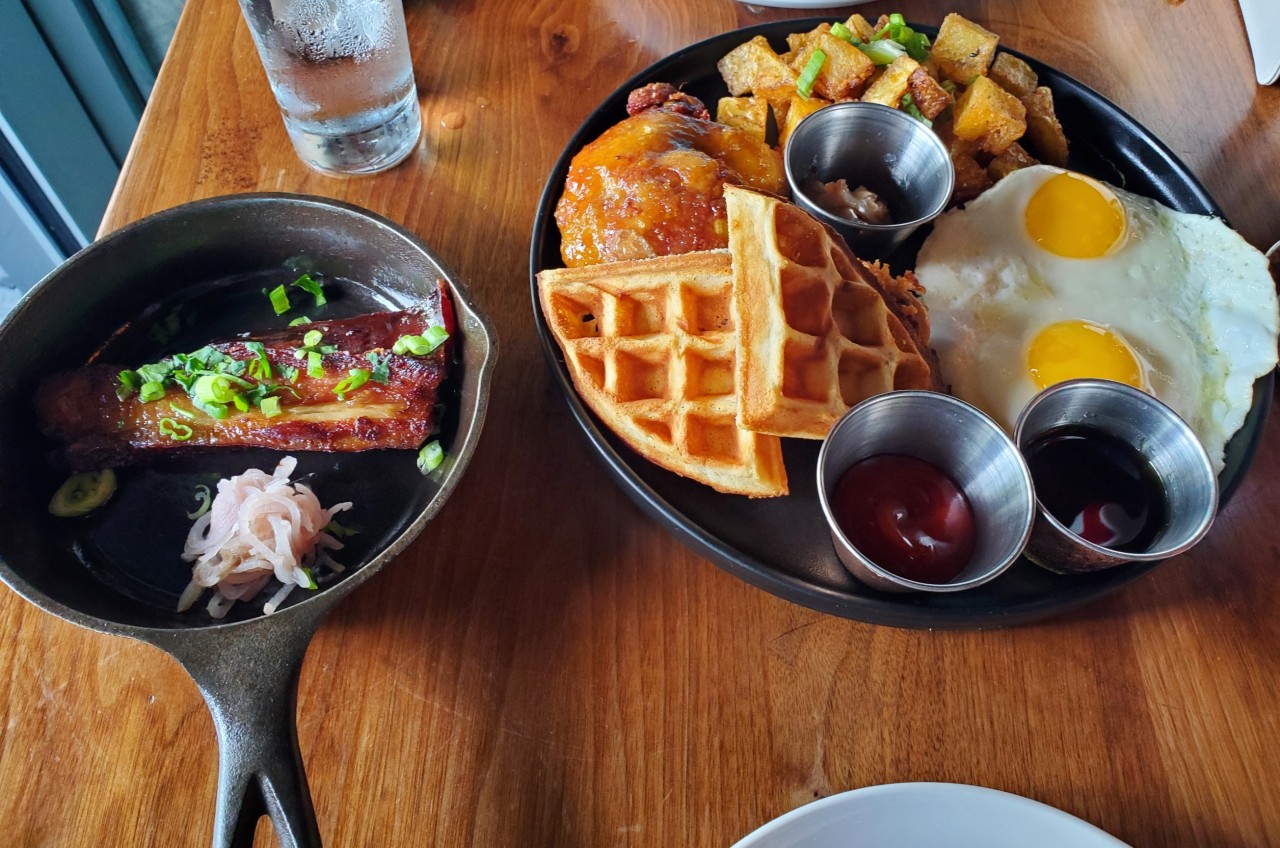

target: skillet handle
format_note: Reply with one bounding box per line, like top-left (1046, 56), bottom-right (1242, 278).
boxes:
top-left (153, 601), bottom-right (335, 848)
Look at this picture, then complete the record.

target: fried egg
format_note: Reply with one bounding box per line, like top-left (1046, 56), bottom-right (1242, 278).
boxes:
top-left (917, 165), bottom-right (1279, 472)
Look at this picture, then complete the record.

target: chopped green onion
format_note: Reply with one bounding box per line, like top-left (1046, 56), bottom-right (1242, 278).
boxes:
top-left (333, 368), bottom-right (371, 400)
top-left (260, 396), bottom-right (282, 418)
top-left (325, 518), bottom-right (358, 538)
top-left (243, 341), bottom-right (272, 381)
top-left (392, 326), bottom-right (450, 356)
top-left (158, 417), bottom-right (193, 441)
top-left (193, 374), bottom-right (237, 405)
top-left (187, 484), bottom-right (212, 520)
top-left (299, 568), bottom-right (318, 590)
top-left (417, 440), bottom-right (444, 475)
top-left (139, 381), bottom-right (166, 403)
top-left (288, 316), bottom-right (312, 327)
top-left (192, 397), bottom-right (230, 420)
top-left (136, 361), bottom-right (174, 385)
top-left (303, 329), bottom-right (323, 348)
top-left (858, 38), bottom-right (907, 65)
top-left (291, 273), bottom-right (327, 307)
top-left (940, 79), bottom-right (957, 94)
top-left (266, 284), bottom-right (291, 315)
top-left (829, 21), bottom-right (856, 43)
top-left (232, 393), bottom-right (249, 413)
top-left (117, 370), bottom-right (140, 401)
top-left (901, 93), bottom-right (932, 127)
top-left (168, 403), bottom-right (196, 420)
top-left (796, 49), bottom-right (827, 99)
top-left (307, 350), bottom-right (323, 379)
top-left (366, 351), bottom-right (392, 385)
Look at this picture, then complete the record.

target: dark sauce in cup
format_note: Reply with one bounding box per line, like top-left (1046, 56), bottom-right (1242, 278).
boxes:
top-left (1023, 425), bottom-right (1167, 552)
top-left (832, 454), bottom-right (976, 584)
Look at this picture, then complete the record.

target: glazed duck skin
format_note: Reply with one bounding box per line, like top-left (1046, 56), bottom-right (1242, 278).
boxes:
top-left (37, 309), bottom-right (452, 470)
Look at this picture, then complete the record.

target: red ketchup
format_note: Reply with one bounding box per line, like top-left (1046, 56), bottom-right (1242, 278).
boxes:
top-left (831, 454), bottom-right (977, 584)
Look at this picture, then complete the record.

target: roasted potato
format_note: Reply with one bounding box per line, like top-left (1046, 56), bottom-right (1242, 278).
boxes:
top-left (907, 67), bottom-right (953, 120)
top-left (952, 75), bottom-right (1027, 155)
top-left (861, 55), bottom-right (921, 108)
top-left (1021, 86), bottom-right (1070, 166)
top-left (987, 141), bottom-right (1039, 181)
top-left (779, 93), bottom-right (829, 147)
top-left (717, 36), bottom-right (797, 96)
top-left (790, 31), bottom-right (877, 101)
top-left (931, 13), bottom-right (999, 84)
top-left (989, 52), bottom-right (1038, 99)
top-left (843, 13), bottom-right (878, 43)
top-left (951, 150), bottom-right (994, 204)
top-left (716, 96), bottom-right (770, 142)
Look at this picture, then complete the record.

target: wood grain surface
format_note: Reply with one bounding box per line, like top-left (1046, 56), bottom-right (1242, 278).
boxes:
top-left (2, 0), bottom-right (1279, 845)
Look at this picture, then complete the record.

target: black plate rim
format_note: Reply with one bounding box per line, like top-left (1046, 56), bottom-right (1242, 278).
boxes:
top-left (529, 19), bottom-right (1274, 629)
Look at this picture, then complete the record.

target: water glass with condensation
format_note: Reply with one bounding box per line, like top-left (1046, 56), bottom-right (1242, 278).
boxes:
top-left (236, 0), bottom-right (422, 175)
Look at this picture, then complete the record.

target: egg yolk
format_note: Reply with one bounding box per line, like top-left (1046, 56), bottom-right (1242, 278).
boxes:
top-left (1026, 320), bottom-right (1145, 390)
top-left (1025, 172), bottom-right (1126, 258)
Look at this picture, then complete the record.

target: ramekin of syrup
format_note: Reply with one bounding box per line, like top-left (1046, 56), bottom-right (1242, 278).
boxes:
top-left (1015, 379), bottom-right (1218, 574)
top-left (817, 392), bottom-right (1035, 593)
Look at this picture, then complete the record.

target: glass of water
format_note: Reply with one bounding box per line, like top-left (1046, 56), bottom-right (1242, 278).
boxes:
top-left (237, 0), bottom-right (422, 175)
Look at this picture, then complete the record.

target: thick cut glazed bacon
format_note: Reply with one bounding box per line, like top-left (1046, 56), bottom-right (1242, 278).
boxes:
top-left (37, 308), bottom-right (453, 470)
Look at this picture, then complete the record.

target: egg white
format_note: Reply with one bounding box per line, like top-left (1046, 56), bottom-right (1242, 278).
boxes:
top-left (917, 165), bottom-right (1278, 472)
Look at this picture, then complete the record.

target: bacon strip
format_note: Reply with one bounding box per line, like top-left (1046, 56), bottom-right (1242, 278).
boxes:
top-left (36, 309), bottom-right (452, 470)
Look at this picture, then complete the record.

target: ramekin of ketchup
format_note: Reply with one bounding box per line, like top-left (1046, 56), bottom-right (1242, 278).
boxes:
top-left (817, 392), bottom-right (1036, 593)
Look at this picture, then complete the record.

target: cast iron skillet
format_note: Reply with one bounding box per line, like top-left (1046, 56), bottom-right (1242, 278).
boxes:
top-left (0, 195), bottom-right (497, 847)
top-left (529, 20), bottom-right (1273, 629)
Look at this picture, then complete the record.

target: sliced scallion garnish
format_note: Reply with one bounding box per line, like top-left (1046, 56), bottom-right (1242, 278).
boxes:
top-left (288, 316), bottom-right (312, 327)
top-left (193, 374), bottom-right (237, 405)
top-left (187, 484), bottom-right (212, 520)
top-left (796, 49), bottom-right (827, 99)
top-left (169, 403), bottom-right (196, 420)
top-left (392, 326), bottom-right (449, 356)
top-left (266, 284), bottom-right (291, 316)
top-left (307, 350), bottom-right (323, 379)
top-left (139, 381), bottom-right (166, 403)
top-left (858, 38), bottom-right (907, 65)
top-left (158, 417), bottom-right (193, 441)
top-left (291, 273), bottom-right (327, 307)
top-left (901, 93), bottom-right (932, 126)
top-left (333, 368), bottom-right (371, 400)
top-left (366, 351), bottom-right (392, 385)
top-left (830, 21), bottom-right (856, 44)
top-left (416, 440), bottom-right (444, 475)
top-left (260, 396), bottom-right (282, 418)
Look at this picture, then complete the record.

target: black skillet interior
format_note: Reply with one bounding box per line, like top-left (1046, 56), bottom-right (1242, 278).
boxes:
top-left (529, 19), bottom-right (1274, 629)
top-left (0, 194), bottom-right (493, 631)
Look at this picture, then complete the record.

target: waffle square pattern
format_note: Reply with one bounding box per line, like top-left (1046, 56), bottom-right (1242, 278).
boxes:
top-left (538, 250), bottom-right (789, 497)
top-left (726, 185), bottom-right (941, 439)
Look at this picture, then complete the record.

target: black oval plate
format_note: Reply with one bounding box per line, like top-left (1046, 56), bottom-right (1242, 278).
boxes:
top-left (529, 20), bottom-right (1273, 629)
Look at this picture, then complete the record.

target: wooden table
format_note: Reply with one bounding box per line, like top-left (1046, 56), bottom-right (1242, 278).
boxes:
top-left (3, 0), bottom-right (1278, 845)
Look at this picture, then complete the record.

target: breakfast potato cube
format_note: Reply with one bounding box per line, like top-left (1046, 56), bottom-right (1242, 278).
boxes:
top-left (953, 75), bottom-right (1027, 155)
top-left (843, 13), bottom-right (878, 42)
top-left (987, 141), bottom-right (1039, 181)
top-left (1021, 85), bottom-right (1070, 166)
top-left (908, 67), bottom-right (953, 119)
top-left (861, 55), bottom-right (921, 108)
top-left (791, 32), bottom-right (877, 100)
top-left (717, 96), bottom-right (769, 141)
top-left (872, 14), bottom-right (892, 33)
top-left (931, 13), bottom-right (999, 84)
top-left (786, 23), bottom-right (827, 56)
top-left (951, 150), bottom-right (994, 204)
top-left (779, 93), bottom-right (829, 147)
top-left (718, 36), bottom-right (798, 96)
top-left (756, 82), bottom-right (799, 126)
top-left (989, 52), bottom-right (1038, 99)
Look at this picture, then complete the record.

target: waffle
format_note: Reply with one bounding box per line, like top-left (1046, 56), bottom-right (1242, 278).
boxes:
top-left (725, 184), bottom-right (943, 439)
top-left (537, 250), bottom-right (789, 497)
